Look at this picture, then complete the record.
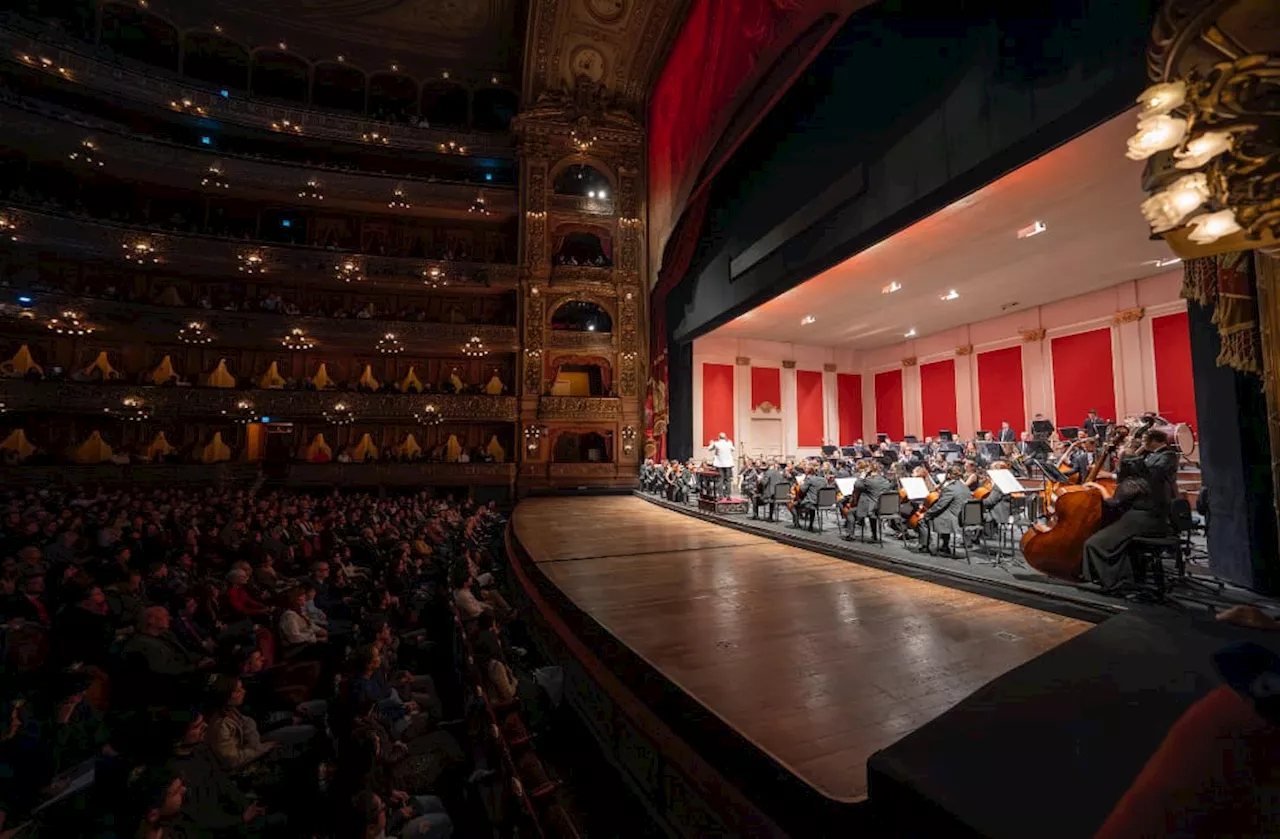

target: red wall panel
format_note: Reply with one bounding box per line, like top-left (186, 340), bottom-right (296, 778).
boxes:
top-left (701, 363), bottom-right (735, 446)
top-left (1152, 311), bottom-right (1197, 430)
top-left (751, 366), bottom-right (781, 411)
top-left (874, 369), bottom-right (905, 440)
top-left (919, 359), bottom-right (957, 438)
top-left (795, 369), bottom-right (825, 447)
top-left (977, 346), bottom-right (1025, 437)
top-left (1051, 328), bottom-right (1116, 428)
top-left (836, 373), bottom-right (863, 444)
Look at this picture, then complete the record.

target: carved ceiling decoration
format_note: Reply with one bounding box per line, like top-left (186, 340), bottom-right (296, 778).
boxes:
top-left (523, 0), bottom-right (693, 118)
top-left (110, 0), bottom-right (528, 80)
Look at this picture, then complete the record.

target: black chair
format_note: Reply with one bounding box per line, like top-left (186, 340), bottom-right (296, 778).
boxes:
top-left (958, 499), bottom-right (985, 564)
top-left (874, 492), bottom-right (899, 546)
top-left (815, 486), bottom-right (838, 533)
top-left (770, 483), bottom-right (792, 522)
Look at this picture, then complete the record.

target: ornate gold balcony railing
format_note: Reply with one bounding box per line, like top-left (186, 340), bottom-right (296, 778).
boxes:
top-left (536, 396), bottom-right (622, 421)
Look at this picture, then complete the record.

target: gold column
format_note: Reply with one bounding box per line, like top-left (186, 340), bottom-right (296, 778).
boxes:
top-left (1255, 249), bottom-right (1280, 545)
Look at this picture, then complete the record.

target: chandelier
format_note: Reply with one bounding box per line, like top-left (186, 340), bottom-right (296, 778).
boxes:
top-left (437, 140), bottom-right (468, 155)
top-left (68, 139), bottom-right (104, 167)
top-left (461, 336), bottom-right (487, 357)
top-left (569, 117), bottom-right (597, 152)
top-left (376, 332), bottom-right (404, 354)
top-left (324, 401), bottom-right (355, 425)
top-left (177, 321), bottom-right (214, 344)
top-left (108, 395), bottom-right (151, 422)
top-left (169, 97), bottom-right (207, 116)
top-left (468, 193), bottom-right (489, 215)
top-left (421, 265), bottom-right (448, 289)
top-left (202, 163), bottom-right (230, 190)
top-left (271, 119), bottom-right (303, 134)
top-left (123, 241), bottom-right (159, 265)
top-left (298, 179), bottom-right (324, 201)
top-left (221, 399), bottom-right (259, 423)
top-left (416, 404), bottom-right (444, 427)
top-left (0, 214), bottom-right (15, 242)
top-left (1129, 8), bottom-right (1279, 250)
top-left (335, 259), bottom-right (363, 282)
top-left (237, 252), bottom-right (265, 274)
top-left (388, 187), bottom-right (412, 210)
top-left (281, 327), bottom-right (315, 350)
top-left (46, 311), bottom-right (94, 335)
top-left (362, 131), bottom-right (390, 145)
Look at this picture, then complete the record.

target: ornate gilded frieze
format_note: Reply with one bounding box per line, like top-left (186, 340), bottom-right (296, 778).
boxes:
top-left (537, 396), bottom-right (622, 420)
top-left (548, 331), bottom-right (615, 352)
top-left (1113, 307), bottom-right (1146, 325)
top-left (550, 265), bottom-right (615, 287)
top-left (548, 463), bottom-right (617, 478)
top-left (0, 381), bottom-right (519, 422)
top-left (619, 291), bottom-right (639, 397)
top-left (523, 292), bottom-right (546, 395)
top-left (1021, 328), bottom-right (1048, 342)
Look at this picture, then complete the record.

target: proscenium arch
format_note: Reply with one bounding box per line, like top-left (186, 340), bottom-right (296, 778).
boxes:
top-left (547, 294), bottom-right (617, 330)
top-left (548, 155), bottom-right (618, 193)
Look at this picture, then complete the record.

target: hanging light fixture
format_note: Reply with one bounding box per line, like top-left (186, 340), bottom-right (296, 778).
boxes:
top-left (68, 139), bottom-right (104, 167)
top-left (362, 131), bottom-right (390, 145)
top-left (569, 116), bottom-right (597, 152)
top-left (461, 336), bottom-right (487, 357)
top-left (46, 311), bottom-right (94, 335)
top-left (468, 193), bottom-right (489, 215)
top-left (270, 119), bottom-right (303, 134)
top-left (123, 240), bottom-right (159, 264)
top-left (237, 252), bottom-right (266, 274)
top-left (177, 321), bottom-right (214, 345)
top-left (323, 401), bottom-right (355, 425)
top-left (0, 214), bottom-right (15, 242)
top-left (376, 332), bottom-right (404, 354)
top-left (298, 179), bottom-right (324, 201)
top-left (220, 399), bottom-right (259, 423)
top-left (201, 163), bottom-right (230, 189)
top-left (281, 327), bottom-right (315, 350)
top-left (335, 259), bottom-right (363, 283)
top-left (437, 140), bottom-right (468, 155)
top-left (416, 404), bottom-right (444, 427)
top-left (421, 265), bottom-right (448, 289)
top-left (106, 395), bottom-right (151, 422)
top-left (388, 187), bottom-right (412, 210)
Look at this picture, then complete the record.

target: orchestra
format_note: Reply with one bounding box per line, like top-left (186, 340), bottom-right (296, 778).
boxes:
top-left (641, 409), bottom-right (1196, 594)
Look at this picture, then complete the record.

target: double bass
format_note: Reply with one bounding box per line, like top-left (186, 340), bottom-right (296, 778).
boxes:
top-left (1019, 426), bottom-right (1127, 580)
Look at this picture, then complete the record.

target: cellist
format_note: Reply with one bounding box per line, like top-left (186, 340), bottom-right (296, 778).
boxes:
top-left (917, 464), bottom-right (973, 556)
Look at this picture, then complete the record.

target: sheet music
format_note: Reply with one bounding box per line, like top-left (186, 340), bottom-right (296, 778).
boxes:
top-left (835, 477), bottom-right (855, 496)
top-left (900, 477), bottom-right (929, 500)
top-left (987, 468), bottom-right (1025, 494)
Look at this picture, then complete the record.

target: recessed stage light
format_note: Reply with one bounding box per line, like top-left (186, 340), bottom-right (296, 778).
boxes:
top-left (941, 289), bottom-right (959, 301)
top-left (1017, 220), bottom-right (1047, 239)
top-left (904, 328), bottom-right (917, 338)
top-left (801, 315), bottom-right (817, 325)
top-left (882, 281), bottom-right (902, 294)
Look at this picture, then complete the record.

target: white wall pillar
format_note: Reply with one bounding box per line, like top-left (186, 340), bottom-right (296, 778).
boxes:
top-left (902, 361), bottom-right (921, 438)
top-left (823, 364), bottom-right (839, 448)
top-left (955, 347), bottom-right (976, 439)
top-left (781, 361), bottom-right (798, 457)
top-left (1022, 335), bottom-right (1049, 428)
top-left (734, 354), bottom-right (751, 454)
top-left (861, 370), bottom-right (876, 443)
top-left (1112, 283), bottom-right (1146, 420)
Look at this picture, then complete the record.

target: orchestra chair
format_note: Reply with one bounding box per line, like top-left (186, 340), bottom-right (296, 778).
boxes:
top-left (874, 492), bottom-right (899, 547)
top-left (815, 487), bottom-right (839, 533)
top-left (1125, 499), bottom-right (1221, 601)
top-left (771, 483), bottom-right (792, 523)
top-left (958, 499), bottom-right (985, 564)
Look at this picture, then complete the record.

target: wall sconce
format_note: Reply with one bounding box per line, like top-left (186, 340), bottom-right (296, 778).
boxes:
top-left (335, 259), bottom-right (362, 282)
top-left (46, 311), bottom-right (94, 335)
top-left (416, 404), bottom-right (444, 427)
top-left (622, 351), bottom-right (637, 362)
top-left (237, 252), bottom-right (265, 274)
top-left (363, 131), bottom-right (391, 145)
top-left (324, 402), bottom-right (355, 425)
top-left (376, 333), bottom-right (404, 354)
top-left (123, 241), bottom-right (159, 264)
top-left (468, 193), bottom-right (489, 215)
top-left (622, 425), bottom-right (637, 456)
top-left (437, 140), bottom-right (468, 155)
top-left (282, 327), bottom-right (315, 350)
top-left (270, 119), bottom-right (303, 134)
top-left (177, 321), bottom-right (214, 345)
top-left (524, 424), bottom-right (543, 453)
top-left (462, 336), bottom-right (487, 357)
top-left (169, 96), bottom-right (207, 116)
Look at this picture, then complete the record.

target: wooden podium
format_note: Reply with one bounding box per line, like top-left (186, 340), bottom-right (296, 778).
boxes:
top-left (696, 468), bottom-right (748, 515)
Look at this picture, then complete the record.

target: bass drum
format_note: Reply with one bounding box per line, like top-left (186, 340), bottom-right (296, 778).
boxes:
top-left (1173, 422), bottom-right (1197, 461)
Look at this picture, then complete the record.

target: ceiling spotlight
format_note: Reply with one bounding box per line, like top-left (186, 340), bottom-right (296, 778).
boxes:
top-left (1017, 220), bottom-right (1047, 239)
top-left (282, 327), bottom-right (315, 350)
top-left (1000, 302), bottom-right (1020, 311)
top-left (801, 315), bottom-right (817, 325)
top-left (177, 321), bottom-right (214, 344)
top-left (941, 289), bottom-right (959, 301)
top-left (882, 281), bottom-right (902, 294)
top-left (904, 328), bottom-right (917, 338)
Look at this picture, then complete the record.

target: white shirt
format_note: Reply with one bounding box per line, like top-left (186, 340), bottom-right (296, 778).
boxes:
top-left (709, 439), bottom-right (735, 468)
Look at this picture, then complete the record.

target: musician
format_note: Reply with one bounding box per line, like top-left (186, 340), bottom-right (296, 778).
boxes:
top-left (919, 465), bottom-right (973, 555)
top-left (961, 460), bottom-right (982, 490)
top-left (754, 460), bottom-right (783, 520)
top-left (843, 461), bottom-right (894, 542)
top-left (981, 460), bottom-right (1014, 531)
top-left (1081, 428), bottom-right (1180, 592)
top-left (1083, 409), bottom-right (1106, 439)
top-left (791, 466), bottom-right (823, 530)
top-left (740, 460), bottom-right (761, 504)
top-left (707, 432), bottom-right (736, 499)
top-left (997, 421), bottom-right (1016, 443)
top-left (1058, 439), bottom-right (1092, 482)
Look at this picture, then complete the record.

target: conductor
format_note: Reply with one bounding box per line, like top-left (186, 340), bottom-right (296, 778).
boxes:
top-left (708, 432), bottom-right (736, 500)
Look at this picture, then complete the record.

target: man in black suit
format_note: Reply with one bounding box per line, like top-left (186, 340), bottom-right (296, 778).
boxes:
top-left (920, 465), bottom-right (973, 555)
top-left (1083, 409), bottom-right (1106, 440)
top-left (844, 462), bottom-right (894, 541)
top-left (754, 461), bottom-right (782, 520)
top-left (1082, 429), bottom-right (1180, 592)
top-left (997, 421), bottom-right (1016, 443)
top-left (791, 467), bottom-right (823, 530)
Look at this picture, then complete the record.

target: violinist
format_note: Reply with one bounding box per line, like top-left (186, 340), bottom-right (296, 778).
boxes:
top-left (918, 465), bottom-right (973, 556)
top-left (740, 460), bottom-right (762, 506)
top-left (1081, 428), bottom-right (1179, 592)
top-left (791, 466), bottom-right (823, 530)
top-left (843, 461), bottom-right (893, 542)
top-left (754, 460), bottom-right (783, 520)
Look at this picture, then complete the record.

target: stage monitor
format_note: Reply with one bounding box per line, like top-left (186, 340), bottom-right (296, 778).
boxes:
top-left (1060, 426), bottom-right (1080, 440)
top-left (939, 430), bottom-right (953, 442)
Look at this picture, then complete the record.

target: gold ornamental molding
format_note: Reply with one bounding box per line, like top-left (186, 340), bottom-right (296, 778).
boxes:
top-left (901, 357), bottom-right (918, 367)
top-left (537, 396), bottom-right (622, 421)
top-left (781, 360), bottom-right (797, 369)
top-left (955, 344), bottom-right (974, 356)
top-left (1021, 328), bottom-right (1047, 342)
top-left (735, 356), bottom-right (751, 366)
top-left (1114, 306), bottom-right (1147, 325)
top-left (822, 362), bottom-right (837, 373)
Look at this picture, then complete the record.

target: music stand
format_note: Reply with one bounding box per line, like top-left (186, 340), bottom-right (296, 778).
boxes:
top-left (976, 430), bottom-right (991, 440)
top-left (876, 433), bottom-right (889, 443)
top-left (821, 445), bottom-right (837, 456)
top-left (903, 435), bottom-right (919, 444)
top-left (1032, 459), bottom-right (1072, 485)
top-left (939, 430), bottom-right (954, 442)
top-left (1059, 426), bottom-right (1080, 440)
top-left (840, 446), bottom-right (857, 458)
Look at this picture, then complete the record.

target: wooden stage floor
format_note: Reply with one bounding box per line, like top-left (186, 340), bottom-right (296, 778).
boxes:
top-left (512, 495), bottom-right (1091, 803)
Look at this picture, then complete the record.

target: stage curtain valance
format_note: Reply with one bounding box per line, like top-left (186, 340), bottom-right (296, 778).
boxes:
top-left (1182, 252), bottom-right (1261, 375)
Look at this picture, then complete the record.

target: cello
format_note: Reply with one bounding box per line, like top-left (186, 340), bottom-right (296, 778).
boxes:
top-left (1019, 426), bottom-right (1127, 580)
top-left (907, 470), bottom-right (940, 529)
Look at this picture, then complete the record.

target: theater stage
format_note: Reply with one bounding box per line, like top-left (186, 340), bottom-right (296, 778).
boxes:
top-left (511, 496), bottom-right (1090, 805)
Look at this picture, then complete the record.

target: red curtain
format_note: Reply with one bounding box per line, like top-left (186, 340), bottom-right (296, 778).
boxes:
top-left (874, 369), bottom-right (905, 440)
top-left (796, 370), bottom-right (825, 447)
top-left (1152, 311), bottom-right (1198, 430)
top-left (919, 359), bottom-right (957, 438)
top-left (1051, 329), bottom-right (1115, 428)
top-left (837, 372), bottom-right (863, 443)
top-left (701, 362), bottom-right (735, 446)
top-left (751, 366), bottom-right (781, 411)
top-left (977, 347), bottom-right (1025, 437)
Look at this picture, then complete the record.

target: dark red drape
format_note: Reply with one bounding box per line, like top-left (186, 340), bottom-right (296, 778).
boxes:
top-left (751, 366), bottom-right (781, 411)
top-left (1051, 328), bottom-right (1115, 428)
top-left (874, 369), bottom-right (904, 440)
top-left (837, 372), bottom-right (862, 443)
top-left (795, 369), bottom-right (824, 447)
top-left (977, 346), bottom-right (1025, 437)
top-left (1152, 311), bottom-right (1197, 430)
top-left (919, 359), bottom-right (957, 438)
top-left (701, 362), bottom-right (735, 446)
